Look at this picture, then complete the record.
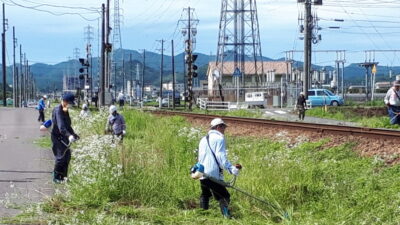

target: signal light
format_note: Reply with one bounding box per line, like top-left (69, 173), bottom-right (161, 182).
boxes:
top-left (191, 54), bottom-right (198, 62)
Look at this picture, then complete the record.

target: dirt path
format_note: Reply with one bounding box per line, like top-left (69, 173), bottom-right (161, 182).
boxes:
top-left (0, 108), bottom-right (53, 218)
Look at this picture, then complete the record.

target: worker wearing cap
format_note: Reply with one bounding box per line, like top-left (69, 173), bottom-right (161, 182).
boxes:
top-left (79, 104), bottom-right (91, 118)
top-left (384, 80), bottom-right (400, 125)
top-left (51, 93), bottom-right (80, 183)
top-left (37, 95), bottom-right (47, 122)
top-left (296, 92), bottom-right (307, 121)
top-left (198, 118), bottom-right (242, 218)
top-left (106, 105), bottom-right (126, 141)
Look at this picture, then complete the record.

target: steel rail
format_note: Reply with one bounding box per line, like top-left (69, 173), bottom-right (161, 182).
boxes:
top-left (150, 110), bottom-right (400, 139)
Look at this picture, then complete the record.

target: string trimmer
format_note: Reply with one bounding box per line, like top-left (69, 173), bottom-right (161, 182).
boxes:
top-left (191, 163), bottom-right (290, 220)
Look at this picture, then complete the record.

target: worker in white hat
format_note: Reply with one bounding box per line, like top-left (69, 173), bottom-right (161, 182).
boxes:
top-left (296, 92), bottom-right (307, 121)
top-left (105, 105), bottom-right (126, 141)
top-left (384, 80), bottom-right (400, 124)
top-left (197, 118), bottom-right (242, 218)
top-left (79, 104), bottom-right (91, 118)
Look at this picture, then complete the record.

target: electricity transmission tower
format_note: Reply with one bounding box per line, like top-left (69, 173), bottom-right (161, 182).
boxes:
top-left (215, 0), bottom-right (264, 97)
top-left (84, 25), bottom-right (94, 98)
top-left (111, 0), bottom-right (122, 93)
top-left (179, 7), bottom-right (199, 110)
top-left (112, 0), bottom-right (122, 51)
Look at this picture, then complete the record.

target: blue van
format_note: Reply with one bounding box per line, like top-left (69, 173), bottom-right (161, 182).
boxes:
top-left (307, 89), bottom-right (344, 106)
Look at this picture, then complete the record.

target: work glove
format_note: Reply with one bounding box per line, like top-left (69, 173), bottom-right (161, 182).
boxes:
top-left (68, 135), bottom-right (76, 143)
top-left (122, 130), bottom-right (126, 135)
top-left (231, 167), bottom-right (240, 176)
top-left (73, 134), bottom-right (80, 140)
top-left (230, 164), bottom-right (242, 176)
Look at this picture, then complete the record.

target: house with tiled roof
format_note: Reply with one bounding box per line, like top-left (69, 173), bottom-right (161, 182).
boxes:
top-left (206, 61), bottom-right (291, 92)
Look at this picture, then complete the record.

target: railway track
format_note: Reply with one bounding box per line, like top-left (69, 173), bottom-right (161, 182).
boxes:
top-left (150, 110), bottom-right (400, 140)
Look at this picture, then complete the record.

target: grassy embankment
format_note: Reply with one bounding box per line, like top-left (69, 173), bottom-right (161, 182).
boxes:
top-left (305, 100), bottom-right (400, 129)
top-left (3, 108), bottom-right (400, 224)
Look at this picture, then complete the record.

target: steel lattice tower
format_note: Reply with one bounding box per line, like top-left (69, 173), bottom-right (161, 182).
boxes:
top-left (112, 0), bottom-right (122, 50)
top-left (216, 0), bottom-right (264, 88)
top-left (110, 0), bottom-right (123, 94)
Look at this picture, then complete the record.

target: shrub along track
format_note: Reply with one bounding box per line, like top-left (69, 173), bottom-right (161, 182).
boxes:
top-left (150, 110), bottom-right (400, 164)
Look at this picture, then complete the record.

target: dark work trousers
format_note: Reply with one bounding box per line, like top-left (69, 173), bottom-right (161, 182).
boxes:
top-left (38, 109), bottom-right (45, 122)
top-left (297, 106), bottom-right (305, 120)
top-left (388, 105), bottom-right (400, 125)
top-left (113, 132), bottom-right (124, 143)
top-left (119, 99), bottom-right (125, 107)
top-left (51, 135), bottom-right (71, 180)
top-left (200, 178), bottom-right (230, 211)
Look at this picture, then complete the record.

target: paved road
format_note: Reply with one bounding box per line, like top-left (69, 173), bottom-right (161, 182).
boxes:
top-left (263, 108), bottom-right (359, 127)
top-left (0, 108), bottom-right (53, 218)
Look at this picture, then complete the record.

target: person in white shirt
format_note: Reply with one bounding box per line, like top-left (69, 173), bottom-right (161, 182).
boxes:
top-left (384, 80), bottom-right (400, 124)
top-left (197, 118), bottom-right (242, 218)
top-left (117, 91), bottom-right (125, 108)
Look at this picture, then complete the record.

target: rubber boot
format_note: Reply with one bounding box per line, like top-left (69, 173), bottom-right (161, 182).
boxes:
top-left (200, 196), bottom-right (209, 210)
top-left (219, 199), bottom-right (231, 219)
top-left (52, 171), bottom-right (63, 184)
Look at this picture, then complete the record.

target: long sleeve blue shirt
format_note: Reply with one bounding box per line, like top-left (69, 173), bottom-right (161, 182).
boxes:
top-left (37, 98), bottom-right (46, 110)
top-left (198, 130), bottom-right (235, 181)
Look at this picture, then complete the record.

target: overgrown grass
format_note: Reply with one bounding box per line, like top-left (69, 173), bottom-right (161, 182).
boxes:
top-left (192, 108), bottom-right (264, 118)
top-left (345, 99), bottom-right (385, 107)
top-left (306, 106), bottom-right (400, 129)
top-left (34, 136), bottom-right (52, 149)
top-left (4, 109), bottom-right (400, 224)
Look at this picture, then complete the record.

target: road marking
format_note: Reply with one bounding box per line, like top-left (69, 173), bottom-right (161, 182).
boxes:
top-left (274, 110), bottom-right (287, 114)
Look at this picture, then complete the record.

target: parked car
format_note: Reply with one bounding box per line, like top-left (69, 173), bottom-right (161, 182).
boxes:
top-left (307, 89), bottom-right (344, 106)
top-left (245, 92), bottom-right (267, 108)
top-left (0, 98), bottom-right (13, 106)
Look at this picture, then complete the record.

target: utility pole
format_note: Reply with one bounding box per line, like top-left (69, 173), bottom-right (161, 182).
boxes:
top-left (2, 3), bottom-right (6, 106)
top-left (187, 7), bottom-right (192, 109)
top-left (183, 53), bottom-right (186, 109)
top-left (114, 62), bottom-right (117, 97)
top-left (303, 0), bottom-right (312, 100)
top-left (172, 39), bottom-right (175, 109)
top-left (25, 58), bottom-right (28, 103)
top-left (100, 3), bottom-right (106, 106)
top-left (141, 49), bottom-right (146, 103)
top-left (298, 0), bottom-right (322, 99)
top-left (157, 40), bottom-right (165, 108)
top-left (129, 53), bottom-right (133, 99)
top-left (12, 26), bottom-right (16, 107)
top-left (179, 7), bottom-right (199, 110)
top-left (19, 45), bottom-right (23, 106)
top-left (105, 0), bottom-right (111, 94)
top-left (122, 58), bottom-right (125, 94)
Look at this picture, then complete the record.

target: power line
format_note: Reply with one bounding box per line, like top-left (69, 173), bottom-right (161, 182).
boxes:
top-left (14, 0), bottom-right (99, 12)
top-left (1, 0), bottom-right (100, 21)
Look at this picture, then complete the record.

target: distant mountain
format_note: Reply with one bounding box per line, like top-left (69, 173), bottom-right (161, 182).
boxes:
top-left (2, 48), bottom-right (400, 92)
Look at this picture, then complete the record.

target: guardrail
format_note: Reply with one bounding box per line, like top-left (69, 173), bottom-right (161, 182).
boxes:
top-left (197, 98), bottom-right (232, 110)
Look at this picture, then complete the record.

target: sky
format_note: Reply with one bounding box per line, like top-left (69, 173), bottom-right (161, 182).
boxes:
top-left (2, 0), bottom-right (400, 68)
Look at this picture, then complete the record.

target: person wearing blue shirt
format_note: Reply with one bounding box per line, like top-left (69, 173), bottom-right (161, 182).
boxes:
top-left (198, 118), bottom-right (242, 218)
top-left (51, 93), bottom-right (79, 183)
top-left (37, 95), bottom-right (47, 122)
